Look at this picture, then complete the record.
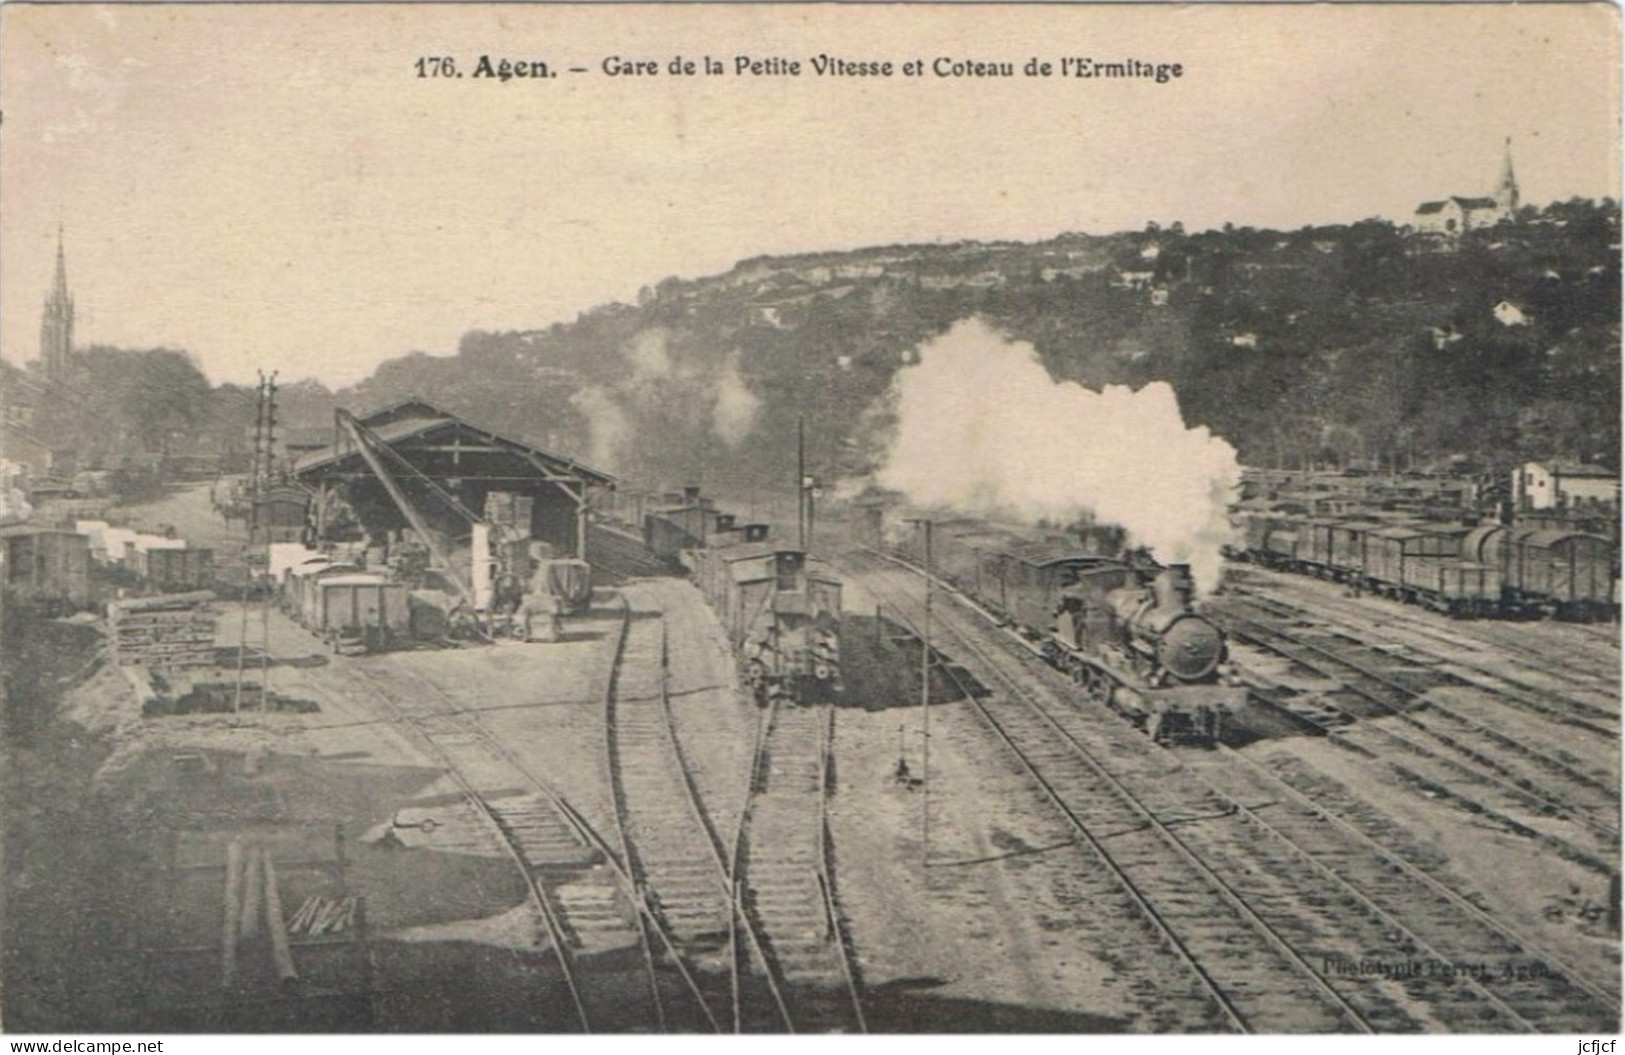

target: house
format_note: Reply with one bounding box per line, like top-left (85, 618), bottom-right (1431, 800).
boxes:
top-left (1493, 300), bottom-right (1530, 327)
top-left (1413, 196), bottom-right (1509, 237)
top-left (1513, 460), bottom-right (1619, 513)
top-left (1413, 139), bottom-right (1521, 239)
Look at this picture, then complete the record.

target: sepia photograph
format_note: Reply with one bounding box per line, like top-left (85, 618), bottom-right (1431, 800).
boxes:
top-left (0, 1), bottom-right (1619, 1036)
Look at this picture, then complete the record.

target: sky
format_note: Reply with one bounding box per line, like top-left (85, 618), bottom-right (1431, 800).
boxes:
top-left (1, 3), bottom-right (1618, 388)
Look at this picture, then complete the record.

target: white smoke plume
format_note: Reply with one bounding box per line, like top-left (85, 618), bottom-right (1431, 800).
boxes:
top-left (712, 352), bottom-right (761, 448)
top-left (569, 386), bottom-right (632, 471)
top-left (874, 318), bottom-right (1240, 593)
top-left (625, 328), bottom-right (673, 383)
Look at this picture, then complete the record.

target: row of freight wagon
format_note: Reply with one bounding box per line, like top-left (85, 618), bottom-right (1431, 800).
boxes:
top-left (268, 543), bottom-right (596, 653)
top-left (1231, 511), bottom-right (1618, 619)
top-left (273, 550), bottom-right (410, 654)
top-left (643, 496), bottom-right (845, 702)
top-left (1, 522), bottom-right (214, 613)
top-left (76, 519), bottom-right (215, 590)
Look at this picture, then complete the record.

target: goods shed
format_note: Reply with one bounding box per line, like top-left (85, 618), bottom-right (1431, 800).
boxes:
top-left (292, 399), bottom-right (614, 599)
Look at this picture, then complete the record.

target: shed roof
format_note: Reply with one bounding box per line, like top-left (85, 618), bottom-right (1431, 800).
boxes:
top-left (293, 398), bottom-right (613, 486)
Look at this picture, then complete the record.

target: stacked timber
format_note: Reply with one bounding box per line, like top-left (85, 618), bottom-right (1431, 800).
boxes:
top-left (108, 591), bottom-right (218, 668)
top-left (221, 841), bottom-right (302, 989)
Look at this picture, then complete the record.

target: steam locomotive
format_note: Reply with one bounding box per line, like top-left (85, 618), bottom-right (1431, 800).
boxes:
top-left (644, 493), bottom-right (843, 704)
top-left (893, 518), bottom-right (1243, 746)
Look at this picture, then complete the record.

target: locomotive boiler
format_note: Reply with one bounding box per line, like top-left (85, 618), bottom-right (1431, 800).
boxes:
top-left (1049, 559), bottom-right (1239, 744)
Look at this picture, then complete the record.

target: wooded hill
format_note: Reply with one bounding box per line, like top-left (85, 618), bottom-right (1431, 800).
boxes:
top-left (24, 200), bottom-right (1619, 496)
top-left (339, 199), bottom-right (1619, 492)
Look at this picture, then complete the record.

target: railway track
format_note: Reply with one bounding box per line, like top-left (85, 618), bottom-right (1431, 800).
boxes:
top-left (845, 551), bottom-right (1381, 1032)
top-left (1226, 584), bottom-right (1620, 728)
top-left (1191, 746), bottom-right (1621, 1028)
top-left (340, 602), bottom-right (721, 1032)
top-left (733, 694), bottom-right (868, 1032)
top-left (605, 587), bottom-right (763, 1030)
top-left (352, 673), bottom-right (634, 1031)
top-left (605, 582), bottom-right (865, 1032)
top-left (1217, 604), bottom-right (1621, 858)
top-left (1234, 661), bottom-right (1618, 879)
top-left (1224, 574), bottom-right (1620, 713)
top-left (844, 548), bottom-right (1621, 1033)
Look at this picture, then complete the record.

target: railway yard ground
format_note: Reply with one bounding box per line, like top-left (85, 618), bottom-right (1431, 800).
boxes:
top-left (3, 483), bottom-right (1621, 1033)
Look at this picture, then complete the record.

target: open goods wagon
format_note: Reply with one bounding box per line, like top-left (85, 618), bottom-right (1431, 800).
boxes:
top-left (305, 574), bottom-right (411, 654)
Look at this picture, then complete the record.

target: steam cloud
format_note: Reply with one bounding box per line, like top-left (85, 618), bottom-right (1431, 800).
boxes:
top-left (571, 329), bottom-right (764, 470)
top-left (570, 386), bottom-right (632, 471)
top-left (626, 328), bottom-right (673, 382)
top-left (712, 352), bottom-right (761, 448)
top-left (874, 318), bottom-right (1240, 593)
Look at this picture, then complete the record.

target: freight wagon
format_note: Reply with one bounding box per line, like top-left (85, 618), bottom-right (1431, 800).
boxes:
top-left (648, 492), bottom-right (843, 703)
top-left (0, 525), bottom-right (92, 612)
top-left (688, 535), bottom-right (844, 702)
top-left (304, 574), bottom-right (411, 654)
top-left (136, 547), bottom-right (215, 592)
top-left (1232, 508), bottom-right (1618, 619)
top-left (250, 485), bottom-right (312, 546)
top-left (1475, 526), bottom-right (1617, 619)
top-left (643, 501), bottom-right (735, 563)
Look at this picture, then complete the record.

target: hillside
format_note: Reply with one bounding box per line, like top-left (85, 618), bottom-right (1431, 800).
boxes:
top-left (334, 200), bottom-right (1619, 493)
top-left (17, 203), bottom-right (1614, 500)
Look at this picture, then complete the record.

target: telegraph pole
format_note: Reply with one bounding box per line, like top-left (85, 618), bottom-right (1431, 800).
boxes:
top-left (922, 517), bottom-right (931, 871)
top-left (905, 517), bottom-right (933, 871)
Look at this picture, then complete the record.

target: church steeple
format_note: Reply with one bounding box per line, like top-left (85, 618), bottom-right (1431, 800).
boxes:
top-left (1495, 136), bottom-right (1520, 214)
top-left (39, 226), bottom-right (75, 383)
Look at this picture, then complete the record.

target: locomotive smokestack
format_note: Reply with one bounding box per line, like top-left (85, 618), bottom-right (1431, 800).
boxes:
top-left (1169, 564), bottom-right (1193, 605)
top-left (1154, 564), bottom-right (1194, 609)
